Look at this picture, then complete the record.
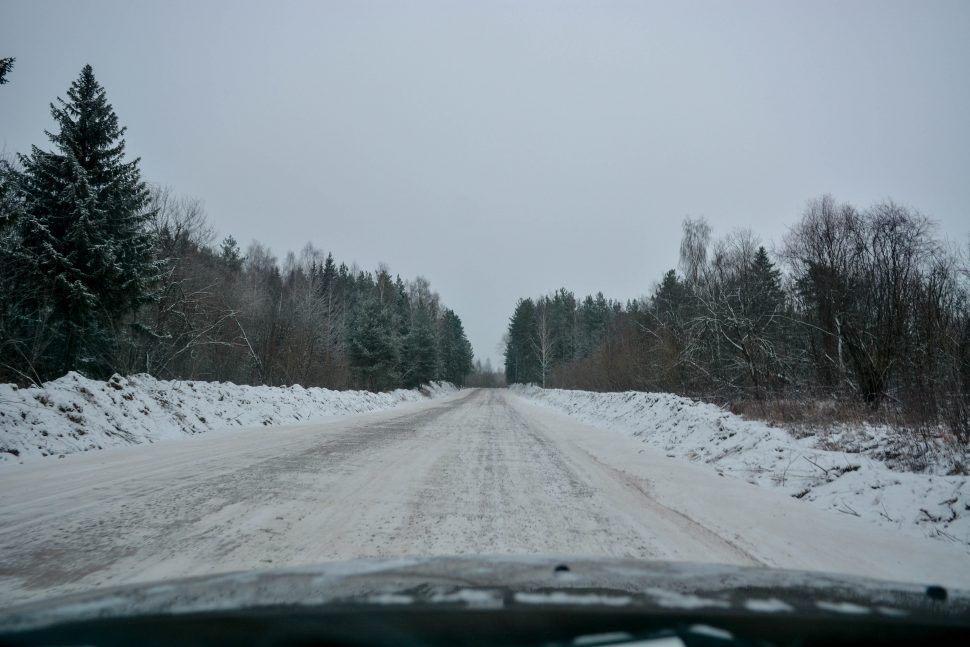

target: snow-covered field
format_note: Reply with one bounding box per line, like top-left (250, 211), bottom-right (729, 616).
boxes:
top-left (0, 372), bottom-right (456, 464)
top-left (511, 385), bottom-right (970, 550)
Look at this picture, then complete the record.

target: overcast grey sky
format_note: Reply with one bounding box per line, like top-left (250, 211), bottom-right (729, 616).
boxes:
top-left (2, 0), bottom-right (969, 367)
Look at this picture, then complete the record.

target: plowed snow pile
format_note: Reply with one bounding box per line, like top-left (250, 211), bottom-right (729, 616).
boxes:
top-left (511, 385), bottom-right (969, 550)
top-left (0, 373), bottom-right (456, 464)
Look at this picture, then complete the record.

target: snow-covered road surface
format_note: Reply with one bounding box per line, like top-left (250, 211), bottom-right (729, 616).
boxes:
top-left (1, 388), bottom-right (967, 606)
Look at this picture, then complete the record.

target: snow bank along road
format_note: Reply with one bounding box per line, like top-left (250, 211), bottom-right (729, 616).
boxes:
top-left (1, 388), bottom-right (968, 606)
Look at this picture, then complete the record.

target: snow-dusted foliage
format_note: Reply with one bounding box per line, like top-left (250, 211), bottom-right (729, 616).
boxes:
top-left (0, 373), bottom-right (457, 463)
top-left (9, 65), bottom-right (159, 380)
top-left (511, 385), bottom-right (969, 549)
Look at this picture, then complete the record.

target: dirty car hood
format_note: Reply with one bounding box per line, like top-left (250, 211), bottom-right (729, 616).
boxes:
top-left (1, 557), bottom-right (967, 633)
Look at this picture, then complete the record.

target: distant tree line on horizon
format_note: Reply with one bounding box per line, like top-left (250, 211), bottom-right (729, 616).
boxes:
top-left (463, 357), bottom-right (506, 388)
top-left (0, 65), bottom-right (474, 390)
top-left (505, 200), bottom-right (970, 444)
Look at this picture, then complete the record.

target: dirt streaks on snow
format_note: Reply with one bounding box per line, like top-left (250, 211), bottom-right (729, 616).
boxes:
top-left (511, 385), bottom-right (969, 550)
top-left (0, 389), bottom-right (967, 607)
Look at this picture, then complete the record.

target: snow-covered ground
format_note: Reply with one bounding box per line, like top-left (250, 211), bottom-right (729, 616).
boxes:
top-left (0, 372), bottom-right (456, 464)
top-left (510, 385), bottom-right (970, 550)
top-left (2, 388), bottom-right (968, 606)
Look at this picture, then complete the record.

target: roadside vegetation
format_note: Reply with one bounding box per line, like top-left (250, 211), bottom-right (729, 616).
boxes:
top-left (0, 65), bottom-right (473, 390)
top-left (504, 202), bottom-right (970, 461)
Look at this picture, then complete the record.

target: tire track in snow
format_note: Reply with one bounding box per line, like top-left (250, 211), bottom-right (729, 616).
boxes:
top-left (2, 387), bottom-right (968, 605)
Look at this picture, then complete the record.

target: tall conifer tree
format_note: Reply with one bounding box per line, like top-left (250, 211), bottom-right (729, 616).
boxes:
top-left (14, 65), bottom-right (158, 378)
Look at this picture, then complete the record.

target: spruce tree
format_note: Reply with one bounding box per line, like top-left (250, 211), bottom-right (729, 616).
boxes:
top-left (0, 157), bottom-right (20, 234)
top-left (504, 298), bottom-right (541, 384)
top-left (439, 309), bottom-right (473, 385)
top-left (402, 302), bottom-right (438, 387)
top-left (14, 65), bottom-right (158, 378)
top-left (454, 316), bottom-right (474, 384)
top-left (750, 246), bottom-right (784, 315)
top-left (319, 252), bottom-right (337, 298)
top-left (220, 235), bottom-right (242, 271)
top-left (0, 57), bottom-right (14, 85)
top-left (348, 296), bottom-right (399, 391)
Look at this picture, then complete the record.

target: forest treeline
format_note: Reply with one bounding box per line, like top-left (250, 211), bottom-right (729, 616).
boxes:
top-left (505, 199), bottom-right (970, 443)
top-left (464, 358), bottom-right (506, 388)
top-left (0, 65), bottom-right (473, 390)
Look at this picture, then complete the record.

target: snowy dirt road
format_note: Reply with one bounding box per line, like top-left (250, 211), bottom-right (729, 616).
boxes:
top-left (1, 388), bottom-right (968, 606)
